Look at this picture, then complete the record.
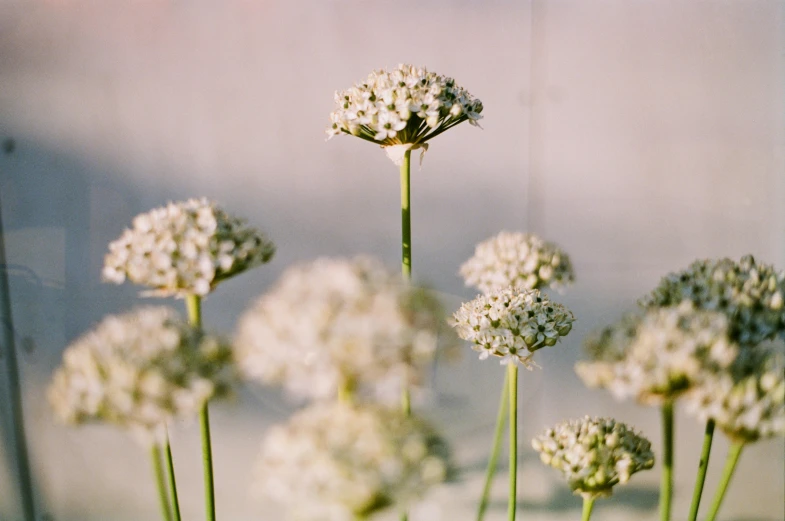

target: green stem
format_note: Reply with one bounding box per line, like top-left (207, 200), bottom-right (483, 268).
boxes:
top-left (185, 294), bottom-right (217, 521)
top-left (164, 430), bottom-right (182, 521)
top-left (151, 444), bottom-right (173, 521)
top-left (400, 149), bottom-right (412, 280)
top-left (687, 419), bottom-right (715, 521)
top-left (398, 149), bottom-right (412, 521)
top-left (659, 400), bottom-right (674, 521)
top-left (704, 441), bottom-right (745, 521)
top-left (507, 363), bottom-right (519, 521)
top-left (581, 497), bottom-right (595, 521)
top-left (477, 372), bottom-right (509, 521)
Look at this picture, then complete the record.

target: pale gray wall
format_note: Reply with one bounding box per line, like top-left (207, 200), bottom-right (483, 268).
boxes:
top-left (0, 2), bottom-right (782, 520)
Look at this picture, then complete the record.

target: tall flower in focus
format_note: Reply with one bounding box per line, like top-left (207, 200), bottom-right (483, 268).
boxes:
top-left (451, 287), bottom-right (575, 521)
top-left (103, 198), bottom-right (275, 298)
top-left (451, 287), bottom-right (575, 368)
top-left (532, 416), bottom-right (654, 520)
top-left (234, 256), bottom-right (452, 403)
top-left (327, 64), bottom-right (482, 164)
top-left (48, 306), bottom-right (233, 441)
top-left (460, 231), bottom-right (575, 294)
top-left (254, 401), bottom-right (451, 521)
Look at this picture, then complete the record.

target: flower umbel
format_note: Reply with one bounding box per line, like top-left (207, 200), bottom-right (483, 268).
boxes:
top-left (48, 306), bottom-right (233, 443)
top-left (576, 302), bottom-right (738, 405)
top-left (254, 402), bottom-right (450, 521)
top-left (103, 198), bottom-right (275, 297)
top-left (234, 256), bottom-right (452, 402)
top-left (327, 64), bottom-right (482, 154)
top-left (685, 345), bottom-right (784, 442)
top-left (532, 416), bottom-right (655, 500)
top-left (460, 231), bottom-right (575, 294)
top-left (640, 255), bottom-right (785, 346)
top-left (450, 287), bottom-right (575, 367)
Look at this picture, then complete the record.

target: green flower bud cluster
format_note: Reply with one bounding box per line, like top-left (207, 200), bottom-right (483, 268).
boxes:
top-left (640, 255), bottom-right (785, 346)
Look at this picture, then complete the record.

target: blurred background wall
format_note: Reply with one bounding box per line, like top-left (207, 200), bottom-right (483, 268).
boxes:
top-left (0, 1), bottom-right (782, 520)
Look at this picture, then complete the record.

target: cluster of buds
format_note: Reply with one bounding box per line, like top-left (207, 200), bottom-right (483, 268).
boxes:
top-left (450, 287), bottom-right (574, 367)
top-left (532, 416), bottom-right (654, 500)
top-left (255, 402), bottom-right (450, 521)
top-left (234, 256), bottom-right (452, 402)
top-left (103, 198), bottom-right (275, 297)
top-left (460, 231), bottom-right (574, 294)
top-left (326, 64), bottom-right (482, 156)
top-left (640, 255), bottom-right (785, 346)
top-left (48, 307), bottom-right (233, 443)
top-left (576, 302), bottom-right (738, 405)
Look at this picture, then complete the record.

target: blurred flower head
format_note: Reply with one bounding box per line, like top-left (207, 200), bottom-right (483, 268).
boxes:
top-left (48, 306), bottom-right (234, 443)
top-left (532, 416), bottom-right (654, 500)
top-left (640, 255), bottom-right (785, 346)
top-left (103, 198), bottom-right (275, 298)
top-left (255, 401), bottom-right (451, 521)
top-left (685, 344), bottom-right (784, 442)
top-left (450, 287), bottom-right (574, 367)
top-left (576, 302), bottom-right (738, 405)
top-left (327, 64), bottom-right (482, 162)
top-left (234, 256), bottom-right (453, 402)
top-left (460, 231), bottom-right (575, 294)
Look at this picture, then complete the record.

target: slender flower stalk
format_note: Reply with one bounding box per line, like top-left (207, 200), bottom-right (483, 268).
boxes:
top-left (164, 434), bottom-right (182, 521)
top-left (659, 399), bottom-right (674, 521)
top-left (581, 497), bottom-right (595, 521)
top-left (687, 419), bottom-right (715, 521)
top-left (507, 363), bottom-right (518, 521)
top-left (185, 294), bottom-right (216, 521)
top-left (476, 374), bottom-right (508, 521)
top-left (704, 441), bottom-right (745, 521)
top-left (462, 232), bottom-right (576, 521)
top-left (400, 149), bottom-right (412, 280)
top-left (151, 443), bottom-right (173, 521)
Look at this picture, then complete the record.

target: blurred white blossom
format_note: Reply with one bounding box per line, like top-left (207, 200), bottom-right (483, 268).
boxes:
top-left (576, 302), bottom-right (738, 405)
top-left (640, 255), bottom-right (785, 346)
top-left (450, 287), bottom-right (574, 367)
top-left (103, 198), bottom-right (275, 297)
top-left (234, 256), bottom-right (452, 402)
top-left (532, 416), bottom-right (654, 500)
top-left (460, 231), bottom-right (575, 294)
top-left (48, 307), bottom-right (234, 443)
top-left (255, 402), bottom-right (450, 521)
top-left (686, 345), bottom-right (785, 442)
top-left (327, 64), bottom-right (482, 162)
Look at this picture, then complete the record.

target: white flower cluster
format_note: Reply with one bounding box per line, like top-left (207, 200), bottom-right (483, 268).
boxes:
top-left (576, 302), bottom-right (738, 405)
top-left (103, 198), bottom-right (275, 297)
top-left (255, 402), bottom-right (450, 521)
top-left (234, 256), bottom-right (451, 402)
top-left (686, 346), bottom-right (784, 442)
top-left (532, 416), bottom-right (654, 500)
top-left (326, 64), bottom-right (482, 146)
top-left (450, 287), bottom-right (574, 367)
top-left (48, 307), bottom-right (233, 442)
top-left (460, 232), bottom-right (575, 294)
top-left (640, 255), bottom-right (785, 346)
